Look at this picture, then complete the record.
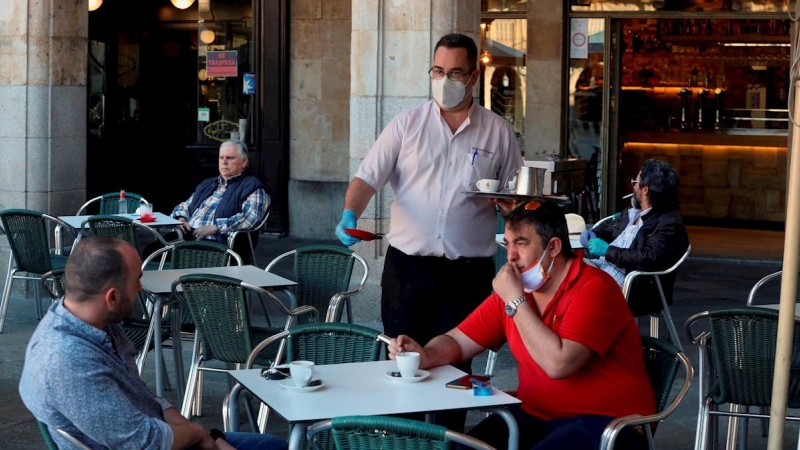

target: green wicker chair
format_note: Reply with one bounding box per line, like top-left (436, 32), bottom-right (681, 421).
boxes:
top-left (80, 214), bottom-right (170, 262)
top-left (76, 191), bottom-right (148, 215)
top-left (685, 308), bottom-right (800, 450)
top-left (0, 209), bottom-right (76, 333)
top-left (227, 209), bottom-right (270, 266)
top-left (600, 336), bottom-right (693, 450)
top-left (172, 273), bottom-right (318, 418)
top-left (224, 322), bottom-right (391, 445)
top-left (265, 244), bottom-right (368, 323)
top-left (136, 241), bottom-right (244, 391)
top-left (306, 415), bottom-right (496, 450)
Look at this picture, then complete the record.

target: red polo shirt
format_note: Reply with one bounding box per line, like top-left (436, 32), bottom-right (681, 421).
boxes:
top-left (458, 257), bottom-right (656, 420)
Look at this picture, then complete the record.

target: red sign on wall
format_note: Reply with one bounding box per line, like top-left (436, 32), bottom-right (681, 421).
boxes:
top-left (206, 50), bottom-right (238, 77)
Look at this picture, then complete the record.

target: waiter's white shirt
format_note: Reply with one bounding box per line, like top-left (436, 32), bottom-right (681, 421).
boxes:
top-left (355, 100), bottom-right (522, 259)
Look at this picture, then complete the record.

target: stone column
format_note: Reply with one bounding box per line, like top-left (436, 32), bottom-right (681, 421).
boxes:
top-left (349, 0), bottom-right (480, 321)
top-left (526, 0), bottom-right (564, 157)
top-left (0, 0), bottom-right (87, 214)
top-left (0, 1), bottom-right (87, 279)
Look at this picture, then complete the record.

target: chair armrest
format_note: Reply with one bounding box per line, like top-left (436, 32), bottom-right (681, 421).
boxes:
top-left (621, 244), bottom-right (691, 299)
top-left (684, 310), bottom-right (710, 345)
top-left (600, 351), bottom-right (693, 450)
top-left (241, 282), bottom-right (319, 323)
top-left (746, 270), bottom-right (783, 306)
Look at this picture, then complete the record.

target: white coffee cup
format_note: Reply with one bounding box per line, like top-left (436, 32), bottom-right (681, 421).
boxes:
top-left (289, 360), bottom-right (315, 387)
top-left (476, 179), bottom-right (500, 193)
top-left (395, 351), bottom-right (420, 379)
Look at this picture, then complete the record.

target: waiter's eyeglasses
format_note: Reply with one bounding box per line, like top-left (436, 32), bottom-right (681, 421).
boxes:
top-left (630, 178), bottom-right (640, 187)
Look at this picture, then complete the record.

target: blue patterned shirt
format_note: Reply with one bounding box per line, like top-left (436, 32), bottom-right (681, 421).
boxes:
top-left (19, 301), bottom-right (174, 450)
top-left (172, 174), bottom-right (268, 237)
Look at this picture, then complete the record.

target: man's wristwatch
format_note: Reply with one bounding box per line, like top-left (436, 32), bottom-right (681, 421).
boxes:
top-left (505, 295), bottom-right (526, 317)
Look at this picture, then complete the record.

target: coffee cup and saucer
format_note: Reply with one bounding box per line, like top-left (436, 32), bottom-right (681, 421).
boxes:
top-left (386, 352), bottom-right (430, 383)
top-left (278, 360), bottom-right (325, 392)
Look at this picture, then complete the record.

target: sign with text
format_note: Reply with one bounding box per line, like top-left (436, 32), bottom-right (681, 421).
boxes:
top-left (206, 50), bottom-right (238, 77)
top-left (570, 19), bottom-right (588, 59)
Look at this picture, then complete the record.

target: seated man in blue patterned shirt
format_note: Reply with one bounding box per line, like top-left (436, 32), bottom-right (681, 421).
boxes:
top-left (171, 140), bottom-right (268, 256)
top-left (19, 236), bottom-right (288, 450)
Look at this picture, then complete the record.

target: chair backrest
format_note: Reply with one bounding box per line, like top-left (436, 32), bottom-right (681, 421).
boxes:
top-left (267, 245), bottom-right (366, 320)
top-left (307, 415), bottom-right (496, 450)
top-left (82, 215), bottom-right (139, 247)
top-left (76, 192), bottom-right (147, 215)
top-left (82, 215), bottom-right (169, 257)
top-left (173, 274), bottom-right (258, 364)
top-left (641, 335), bottom-right (684, 414)
top-left (161, 240), bottom-right (242, 269)
top-left (706, 308), bottom-right (800, 408)
top-left (0, 209), bottom-right (68, 274)
top-left (282, 322), bottom-right (388, 365)
top-left (40, 269), bottom-right (67, 300)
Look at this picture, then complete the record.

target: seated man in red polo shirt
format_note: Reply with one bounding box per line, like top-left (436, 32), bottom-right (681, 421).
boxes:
top-left (389, 200), bottom-right (655, 450)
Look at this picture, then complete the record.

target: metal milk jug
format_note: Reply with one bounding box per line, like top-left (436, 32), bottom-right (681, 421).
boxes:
top-left (515, 166), bottom-right (545, 197)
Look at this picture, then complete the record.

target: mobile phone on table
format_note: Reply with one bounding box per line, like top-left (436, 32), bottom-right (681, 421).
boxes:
top-left (445, 374), bottom-right (490, 390)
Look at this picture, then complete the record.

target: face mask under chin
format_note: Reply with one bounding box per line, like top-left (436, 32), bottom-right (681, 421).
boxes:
top-left (519, 248), bottom-right (554, 293)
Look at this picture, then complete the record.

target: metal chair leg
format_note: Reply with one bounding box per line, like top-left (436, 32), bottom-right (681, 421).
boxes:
top-left (0, 255), bottom-right (18, 333)
top-left (180, 355), bottom-right (203, 419)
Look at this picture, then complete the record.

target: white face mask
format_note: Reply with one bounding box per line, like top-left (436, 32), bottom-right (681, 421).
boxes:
top-left (431, 76), bottom-right (471, 109)
top-left (520, 248), bottom-right (555, 293)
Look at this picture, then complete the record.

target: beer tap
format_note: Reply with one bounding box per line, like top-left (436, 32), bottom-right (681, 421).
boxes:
top-left (714, 88), bottom-right (724, 130)
top-left (697, 89), bottom-right (708, 130)
top-left (679, 88), bottom-right (692, 131)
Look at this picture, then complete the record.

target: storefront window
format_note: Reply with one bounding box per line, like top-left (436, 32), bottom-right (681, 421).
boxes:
top-left (480, 3), bottom-right (527, 154)
top-left (196, 0), bottom-right (254, 144)
top-left (571, 0), bottom-right (793, 13)
top-left (482, 0), bottom-right (527, 13)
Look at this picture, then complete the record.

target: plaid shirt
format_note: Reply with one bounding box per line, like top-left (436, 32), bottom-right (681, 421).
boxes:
top-left (172, 175), bottom-right (268, 237)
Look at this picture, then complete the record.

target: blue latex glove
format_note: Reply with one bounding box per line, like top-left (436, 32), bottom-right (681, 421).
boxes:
top-left (335, 209), bottom-right (360, 246)
top-left (588, 238), bottom-right (609, 257)
top-left (579, 230), bottom-right (596, 248)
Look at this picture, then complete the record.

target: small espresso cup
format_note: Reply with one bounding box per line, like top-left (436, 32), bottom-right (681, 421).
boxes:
top-left (289, 360), bottom-right (315, 387)
top-left (476, 179), bottom-right (500, 193)
top-left (395, 351), bottom-right (421, 379)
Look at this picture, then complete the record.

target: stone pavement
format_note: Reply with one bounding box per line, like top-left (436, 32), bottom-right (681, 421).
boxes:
top-left (1, 234), bottom-right (799, 449)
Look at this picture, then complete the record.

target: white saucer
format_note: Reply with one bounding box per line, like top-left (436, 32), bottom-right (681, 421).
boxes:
top-left (385, 370), bottom-right (431, 383)
top-left (279, 379), bottom-right (325, 392)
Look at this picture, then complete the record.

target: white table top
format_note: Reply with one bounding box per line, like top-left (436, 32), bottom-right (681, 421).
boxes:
top-left (228, 360), bottom-right (520, 423)
top-left (58, 212), bottom-right (181, 229)
top-left (753, 303), bottom-right (800, 316)
top-left (141, 265), bottom-right (296, 294)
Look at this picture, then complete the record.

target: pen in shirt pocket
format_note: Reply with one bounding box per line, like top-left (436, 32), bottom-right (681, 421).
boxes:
top-left (471, 148), bottom-right (478, 165)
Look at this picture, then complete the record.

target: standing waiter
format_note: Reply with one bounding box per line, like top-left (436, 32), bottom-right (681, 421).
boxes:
top-left (335, 32), bottom-right (522, 419)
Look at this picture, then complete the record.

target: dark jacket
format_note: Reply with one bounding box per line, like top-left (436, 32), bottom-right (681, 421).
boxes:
top-left (188, 174), bottom-right (264, 244)
top-left (593, 208), bottom-right (690, 317)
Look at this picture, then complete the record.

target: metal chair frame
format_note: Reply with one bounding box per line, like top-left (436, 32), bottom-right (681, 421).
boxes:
top-left (600, 336), bottom-right (694, 450)
top-left (685, 308), bottom-right (800, 450)
top-left (621, 244), bottom-right (691, 353)
top-left (171, 274), bottom-right (318, 419)
top-left (227, 210), bottom-right (270, 267)
top-left (55, 428), bottom-right (92, 450)
top-left (265, 245), bottom-right (369, 323)
top-left (306, 415), bottom-right (496, 450)
top-left (223, 323), bottom-right (391, 437)
top-left (76, 192), bottom-right (149, 215)
top-left (0, 209), bottom-right (77, 333)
